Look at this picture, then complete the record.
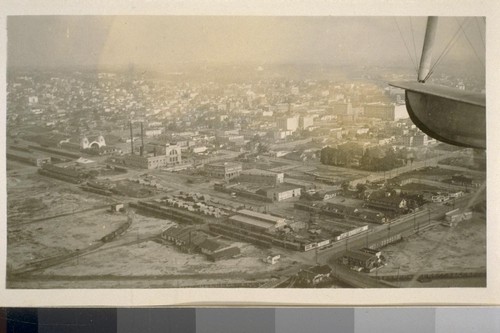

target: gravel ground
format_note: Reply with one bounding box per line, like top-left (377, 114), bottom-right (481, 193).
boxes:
top-left (376, 213), bottom-right (486, 276)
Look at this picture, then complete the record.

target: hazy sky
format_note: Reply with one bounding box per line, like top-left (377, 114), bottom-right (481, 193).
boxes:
top-left (7, 16), bottom-right (485, 72)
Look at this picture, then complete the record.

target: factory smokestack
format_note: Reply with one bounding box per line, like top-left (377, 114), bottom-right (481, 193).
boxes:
top-left (129, 121), bottom-right (134, 154)
top-left (140, 122), bottom-right (144, 156)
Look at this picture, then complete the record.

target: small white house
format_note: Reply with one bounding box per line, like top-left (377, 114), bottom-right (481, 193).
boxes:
top-left (264, 254), bottom-right (281, 265)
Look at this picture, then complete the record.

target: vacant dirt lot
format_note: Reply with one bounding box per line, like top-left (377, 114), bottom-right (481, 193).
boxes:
top-left (38, 239), bottom-right (294, 282)
top-left (375, 213), bottom-right (486, 280)
top-left (7, 210), bottom-right (128, 271)
top-left (8, 173), bottom-right (114, 224)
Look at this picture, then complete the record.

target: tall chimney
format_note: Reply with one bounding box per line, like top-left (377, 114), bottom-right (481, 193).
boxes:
top-left (129, 121), bottom-right (134, 154)
top-left (140, 122), bottom-right (145, 156)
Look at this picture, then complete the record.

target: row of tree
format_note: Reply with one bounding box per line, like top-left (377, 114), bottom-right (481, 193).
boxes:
top-left (320, 146), bottom-right (410, 171)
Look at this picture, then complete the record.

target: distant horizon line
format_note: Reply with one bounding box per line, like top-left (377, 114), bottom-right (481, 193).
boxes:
top-left (6, 62), bottom-right (476, 72)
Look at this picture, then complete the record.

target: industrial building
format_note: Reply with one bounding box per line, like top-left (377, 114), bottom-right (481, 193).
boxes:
top-left (239, 169), bottom-right (284, 185)
top-left (210, 208), bottom-right (331, 252)
top-left (7, 149), bottom-right (51, 167)
top-left (204, 162), bottom-right (243, 180)
top-left (123, 121), bottom-right (182, 169)
top-left (257, 185), bottom-right (302, 202)
top-left (161, 226), bottom-right (240, 261)
top-left (124, 146), bottom-right (181, 169)
top-left (162, 227), bottom-right (210, 252)
top-left (227, 209), bottom-right (287, 233)
top-left (38, 164), bottom-right (88, 184)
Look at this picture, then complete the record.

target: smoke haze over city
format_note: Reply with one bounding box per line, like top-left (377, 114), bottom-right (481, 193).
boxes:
top-left (8, 16), bottom-right (485, 77)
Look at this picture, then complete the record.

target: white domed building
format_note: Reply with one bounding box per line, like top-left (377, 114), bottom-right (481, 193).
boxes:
top-left (80, 135), bottom-right (106, 149)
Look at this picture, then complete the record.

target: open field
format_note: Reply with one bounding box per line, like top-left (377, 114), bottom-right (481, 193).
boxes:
top-left (7, 176), bottom-right (298, 287)
top-left (8, 173), bottom-right (116, 224)
top-left (7, 210), bottom-right (129, 271)
top-left (372, 213), bottom-right (486, 286)
top-left (27, 239), bottom-right (296, 287)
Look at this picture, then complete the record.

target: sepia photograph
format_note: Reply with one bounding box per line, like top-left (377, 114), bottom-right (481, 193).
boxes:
top-left (2, 0), bottom-right (499, 308)
top-left (5, 14), bottom-right (487, 291)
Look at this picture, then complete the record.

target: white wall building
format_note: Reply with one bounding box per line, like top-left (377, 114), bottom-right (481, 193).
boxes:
top-left (277, 116), bottom-right (299, 132)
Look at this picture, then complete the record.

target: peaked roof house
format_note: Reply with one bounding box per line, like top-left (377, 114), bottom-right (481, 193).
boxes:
top-left (298, 265), bottom-right (332, 285)
top-left (365, 191), bottom-right (407, 213)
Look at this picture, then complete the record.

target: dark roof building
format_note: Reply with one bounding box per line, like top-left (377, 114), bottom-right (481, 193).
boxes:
top-left (366, 191), bottom-right (407, 213)
top-left (341, 250), bottom-right (381, 271)
top-left (198, 239), bottom-right (226, 254)
top-left (298, 265), bottom-right (332, 285)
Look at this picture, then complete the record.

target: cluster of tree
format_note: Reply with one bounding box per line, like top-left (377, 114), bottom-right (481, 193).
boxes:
top-left (321, 145), bottom-right (412, 171)
top-left (359, 147), bottom-right (405, 171)
top-left (320, 146), bottom-right (355, 166)
top-left (399, 192), bottom-right (427, 209)
top-left (245, 134), bottom-right (269, 154)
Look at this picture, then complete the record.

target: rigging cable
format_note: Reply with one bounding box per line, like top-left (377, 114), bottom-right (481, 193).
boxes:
top-left (409, 17), bottom-right (420, 72)
top-left (474, 17), bottom-right (485, 49)
top-left (424, 18), bottom-right (472, 82)
top-left (455, 17), bottom-right (485, 71)
top-left (393, 17), bottom-right (418, 74)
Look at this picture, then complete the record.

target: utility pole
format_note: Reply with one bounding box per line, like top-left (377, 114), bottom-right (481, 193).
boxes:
top-left (413, 210), bottom-right (416, 231)
top-left (397, 266), bottom-right (401, 287)
top-left (387, 224), bottom-right (391, 244)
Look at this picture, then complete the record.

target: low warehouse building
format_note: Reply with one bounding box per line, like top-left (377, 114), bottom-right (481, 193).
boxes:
top-left (7, 150), bottom-right (51, 167)
top-left (239, 169), bottom-right (284, 185)
top-left (227, 209), bottom-right (287, 233)
top-left (204, 162), bottom-right (243, 180)
top-left (257, 185), bottom-right (302, 202)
